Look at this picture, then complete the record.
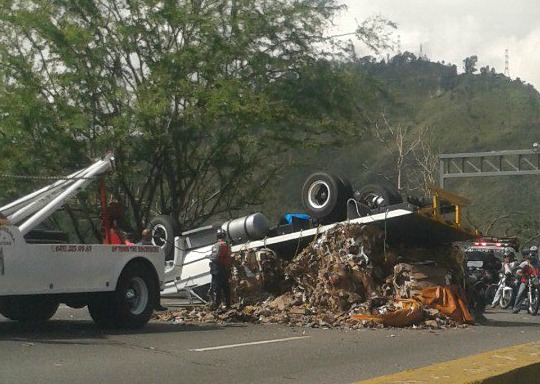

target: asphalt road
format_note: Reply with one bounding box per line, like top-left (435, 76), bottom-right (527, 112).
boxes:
top-left (1, 303), bottom-right (540, 384)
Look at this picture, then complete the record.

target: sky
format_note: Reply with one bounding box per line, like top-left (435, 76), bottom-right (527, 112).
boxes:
top-left (334, 0), bottom-right (540, 90)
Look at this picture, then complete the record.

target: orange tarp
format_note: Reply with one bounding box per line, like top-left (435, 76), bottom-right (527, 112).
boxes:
top-left (416, 285), bottom-right (474, 324)
top-left (351, 299), bottom-right (424, 327)
top-left (350, 285), bottom-right (474, 327)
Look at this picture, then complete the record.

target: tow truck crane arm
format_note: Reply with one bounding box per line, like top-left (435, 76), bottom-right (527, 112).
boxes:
top-left (0, 153), bottom-right (115, 236)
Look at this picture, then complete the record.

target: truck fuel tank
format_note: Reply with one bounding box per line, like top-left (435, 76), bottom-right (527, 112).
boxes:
top-left (222, 213), bottom-right (270, 244)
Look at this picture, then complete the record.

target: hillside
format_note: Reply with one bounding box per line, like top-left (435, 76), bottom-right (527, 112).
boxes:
top-left (261, 54), bottom-right (540, 246)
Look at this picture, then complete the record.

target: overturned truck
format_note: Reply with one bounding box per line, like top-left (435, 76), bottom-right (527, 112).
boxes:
top-left (158, 173), bottom-right (478, 326)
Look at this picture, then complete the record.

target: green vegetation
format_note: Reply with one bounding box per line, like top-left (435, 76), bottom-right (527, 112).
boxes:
top-left (0, 0), bottom-right (392, 242)
top-left (0, 1), bottom-right (538, 246)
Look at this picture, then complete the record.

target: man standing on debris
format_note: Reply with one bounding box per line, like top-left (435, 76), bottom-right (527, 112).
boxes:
top-left (208, 228), bottom-right (233, 310)
top-left (512, 252), bottom-right (538, 314)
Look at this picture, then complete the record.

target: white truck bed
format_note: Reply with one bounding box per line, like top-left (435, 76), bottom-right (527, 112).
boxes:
top-left (162, 205), bottom-right (474, 297)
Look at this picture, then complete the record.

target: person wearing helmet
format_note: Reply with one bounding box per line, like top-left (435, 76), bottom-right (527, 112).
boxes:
top-left (529, 245), bottom-right (540, 268)
top-left (208, 228), bottom-right (233, 310)
top-left (512, 251), bottom-right (539, 314)
top-left (490, 249), bottom-right (518, 308)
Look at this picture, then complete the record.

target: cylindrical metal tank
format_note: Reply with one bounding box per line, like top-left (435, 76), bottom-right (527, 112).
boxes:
top-left (222, 213), bottom-right (270, 244)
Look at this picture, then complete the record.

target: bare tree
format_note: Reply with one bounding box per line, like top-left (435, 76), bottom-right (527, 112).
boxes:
top-left (374, 114), bottom-right (421, 190)
top-left (411, 126), bottom-right (439, 194)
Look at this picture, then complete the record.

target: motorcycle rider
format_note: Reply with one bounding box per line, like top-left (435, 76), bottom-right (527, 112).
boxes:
top-left (528, 245), bottom-right (540, 268)
top-left (512, 251), bottom-right (539, 314)
top-left (490, 249), bottom-right (518, 308)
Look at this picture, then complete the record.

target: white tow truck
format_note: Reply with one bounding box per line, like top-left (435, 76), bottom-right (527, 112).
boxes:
top-left (0, 153), bottom-right (165, 329)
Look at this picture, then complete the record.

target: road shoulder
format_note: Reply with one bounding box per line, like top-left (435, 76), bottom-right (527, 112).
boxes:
top-left (357, 340), bottom-right (540, 384)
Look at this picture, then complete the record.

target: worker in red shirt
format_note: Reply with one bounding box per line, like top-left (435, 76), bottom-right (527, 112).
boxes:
top-left (208, 229), bottom-right (232, 310)
top-left (107, 218), bottom-right (127, 245)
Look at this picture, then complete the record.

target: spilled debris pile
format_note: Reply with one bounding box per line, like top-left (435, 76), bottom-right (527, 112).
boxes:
top-left (155, 223), bottom-right (474, 329)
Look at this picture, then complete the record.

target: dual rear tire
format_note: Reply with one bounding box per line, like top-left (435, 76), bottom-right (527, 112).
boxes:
top-left (301, 172), bottom-right (402, 223)
top-left (301, 172), bottom-right (353, 224)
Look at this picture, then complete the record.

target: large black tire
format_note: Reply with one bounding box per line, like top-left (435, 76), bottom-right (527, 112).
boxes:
top-left (355, 183), bottom-right (402, 210)
top-left (89, 262), bottom-right (158, 329)
top-left (0, 296), bottom-right (59, 323)
top-left (148, 215), bottom-right (178, 261)
top-left (528, 286), bottom-right (539, 316)
top-left (301, 172), bottom-right (351, 224)
top-left (115, 262), bottom-right (158, 328)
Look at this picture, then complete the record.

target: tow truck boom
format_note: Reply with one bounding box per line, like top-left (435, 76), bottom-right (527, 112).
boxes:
top-left (1, 153), bottom-right (114, 235)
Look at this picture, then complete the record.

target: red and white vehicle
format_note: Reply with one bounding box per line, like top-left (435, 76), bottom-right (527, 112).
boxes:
top-left (0, 153), bottom-right (165, 329)
top-left (465, 236), bottom-right (520, 261)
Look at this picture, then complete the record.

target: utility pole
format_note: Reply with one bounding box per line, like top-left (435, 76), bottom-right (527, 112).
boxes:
top-left (504, 49), bottom-right (510, 77)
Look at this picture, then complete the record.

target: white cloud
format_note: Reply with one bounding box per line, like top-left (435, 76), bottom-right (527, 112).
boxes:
top-left (336, 0), bottom-right (540, 89)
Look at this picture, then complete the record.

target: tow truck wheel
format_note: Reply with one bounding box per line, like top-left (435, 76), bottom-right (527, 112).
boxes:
top-left (116, 262), bottom-right (157, 328)
top-left (0, 296), bottom-right (59, 323)
top-left (302, 172), bottom-right (351, 223)
top-left (88, 294), bottom-right (117, 329)
top-left (89, 262), bottom-right (158, 329)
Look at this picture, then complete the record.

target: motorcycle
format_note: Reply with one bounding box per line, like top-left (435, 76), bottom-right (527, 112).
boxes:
top-left (526, 274), bottom-right (540, 315)
top-left (466, 267), bottom-right (498, 315)
top-left (497, 272), bottom-right (518, 309)
top-left (515, 272), bottom-right (540, 315)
